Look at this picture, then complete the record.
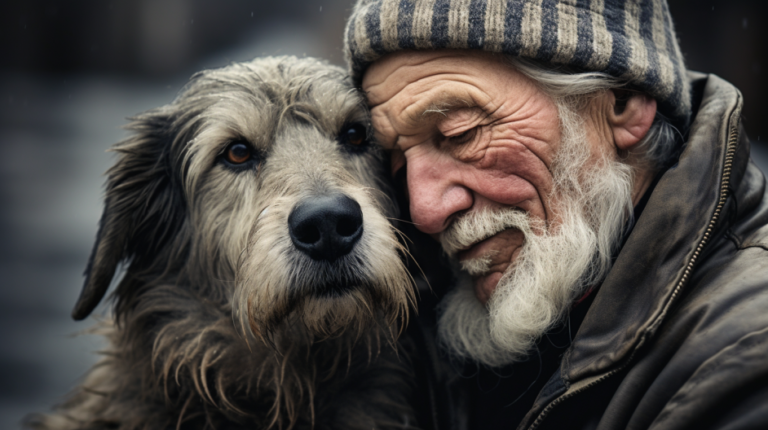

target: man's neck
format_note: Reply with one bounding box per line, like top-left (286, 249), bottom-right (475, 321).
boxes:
top-left (631, 165), bottom-right (659, 206)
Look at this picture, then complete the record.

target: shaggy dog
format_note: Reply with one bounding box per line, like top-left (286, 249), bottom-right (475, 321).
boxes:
top-left (28, 57), bottom-right (418, 430)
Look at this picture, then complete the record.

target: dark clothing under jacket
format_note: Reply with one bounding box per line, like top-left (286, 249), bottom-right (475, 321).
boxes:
top-left (411, 73), bottom-right (768, 430)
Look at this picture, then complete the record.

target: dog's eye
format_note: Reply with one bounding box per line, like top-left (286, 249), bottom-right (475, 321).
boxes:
top-left (219, 140), bottom-right (260, 172)
top-left (340, 124), bottom-right (367, 147)
top-left (225, 142), bottom-right (251, 164)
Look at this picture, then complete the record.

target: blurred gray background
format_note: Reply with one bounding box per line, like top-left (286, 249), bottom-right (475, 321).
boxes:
top-left (0, 1), bottom-right (766, 428)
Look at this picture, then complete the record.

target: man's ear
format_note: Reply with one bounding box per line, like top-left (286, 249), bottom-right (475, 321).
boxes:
top-left (72, 108), bottom-right (187, 321)
top-left (608, 90), bottom-right (657, 151)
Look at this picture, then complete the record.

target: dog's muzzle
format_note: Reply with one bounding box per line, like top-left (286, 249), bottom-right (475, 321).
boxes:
top-left (288, 194), bottom-right (364, 262)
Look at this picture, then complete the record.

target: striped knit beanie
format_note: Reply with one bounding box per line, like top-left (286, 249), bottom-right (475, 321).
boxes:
top-left (344, 0), bottom-right (691, 129)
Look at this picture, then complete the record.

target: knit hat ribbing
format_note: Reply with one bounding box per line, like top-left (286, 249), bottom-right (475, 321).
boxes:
top-left (344, 0), bottom-right (691, 129)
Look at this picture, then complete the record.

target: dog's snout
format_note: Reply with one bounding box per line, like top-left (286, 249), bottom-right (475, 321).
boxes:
top-left (289, 194), bottom-right (364, 261)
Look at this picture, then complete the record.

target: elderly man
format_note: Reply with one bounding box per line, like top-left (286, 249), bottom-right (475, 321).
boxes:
top-left (343, 1), bottom-right (768, 429)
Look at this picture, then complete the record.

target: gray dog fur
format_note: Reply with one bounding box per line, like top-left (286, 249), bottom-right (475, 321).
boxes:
top-left (26, 56), bottom-right (418, 430)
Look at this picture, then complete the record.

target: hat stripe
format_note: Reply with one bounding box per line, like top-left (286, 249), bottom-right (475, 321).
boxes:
top-left (571, 0), bottom-right (594, 68)
top-left (503, 0), bottom-right (526, 55)
top-left (477, 0), bottom-right (497, 51)
top-left (483, 0), bottom-right (506, 51)
top-left (431, 0), bottom-right (451, 48)
top-left (662, 0), bottom-right (684, 116)
top-left (551, 0), bottom-right (579, 64)
top-left (366, 1), bottom-right (386, 54)
top-left (536, 0), bottom-right (560, 61)
top-left (380, 0), bottom-right (400, 51)
top-left (623, 0), bottom-right (649, 83)
top-left (468, 0), bottom-right (488, 49)
top-left (398, 0), bottom-right (417, 49)
top-left (639, 0), bottom-right (661, 92)
top-left (587, 0), bottom-right (612, 70)
top-left (520, 0), bottom-right (544, 58)
top-left (449, 0), bottom-right (472, 49)
top-left (352, 5), bottom-right (374, 63)
top-left (413, 0), bottom-right (437, 49)
top-left (604, 0), bottom-right (630, 77)
top-left (652, 0), bottom-right (674, 100)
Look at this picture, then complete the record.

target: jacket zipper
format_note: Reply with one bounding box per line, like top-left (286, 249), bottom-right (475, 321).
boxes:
top-left (524, 105), bottom-right (742, 430)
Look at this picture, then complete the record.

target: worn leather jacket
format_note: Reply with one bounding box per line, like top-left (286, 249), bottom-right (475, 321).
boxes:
top-left (410, 72), bottom-right (768, 430)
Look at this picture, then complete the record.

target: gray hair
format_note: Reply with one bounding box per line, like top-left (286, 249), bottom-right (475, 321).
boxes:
top-left (508, 57), bottom-right (681, 169)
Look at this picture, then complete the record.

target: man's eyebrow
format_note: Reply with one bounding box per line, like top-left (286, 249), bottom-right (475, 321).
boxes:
top-left (421, 97), bottom-right (475, 117)
top-left (404, 97), bottom-right (477, 125)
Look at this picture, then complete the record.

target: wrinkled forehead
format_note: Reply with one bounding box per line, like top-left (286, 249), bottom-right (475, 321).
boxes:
top-left (362, 50), bottom-right (512, 105)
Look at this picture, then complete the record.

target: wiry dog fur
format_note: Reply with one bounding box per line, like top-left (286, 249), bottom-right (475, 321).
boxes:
top-left (27, 57), bottom-right (418, 430)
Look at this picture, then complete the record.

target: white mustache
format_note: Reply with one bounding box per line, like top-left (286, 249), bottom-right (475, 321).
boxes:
top-left (439, 207), bottom-right (531, 258)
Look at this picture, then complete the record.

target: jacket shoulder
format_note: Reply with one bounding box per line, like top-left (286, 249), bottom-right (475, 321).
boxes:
top-left (633, 235), bottom-right (768, 429)
top-left (649, 326), bottom-right (768, 429)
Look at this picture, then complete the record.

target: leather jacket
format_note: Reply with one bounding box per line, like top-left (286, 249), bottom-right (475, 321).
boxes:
top-left (410, 72), bottom-right (768, 430)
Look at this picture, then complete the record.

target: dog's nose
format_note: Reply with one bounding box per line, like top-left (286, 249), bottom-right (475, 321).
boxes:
top-left (288, 194), bottom-right (364, 261)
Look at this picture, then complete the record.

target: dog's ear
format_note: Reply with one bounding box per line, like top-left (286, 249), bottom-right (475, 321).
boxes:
top-left (72, 109), bottom-right (187, 320)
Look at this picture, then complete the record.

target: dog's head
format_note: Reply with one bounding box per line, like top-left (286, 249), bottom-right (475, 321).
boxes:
top-left (74, 56), bottom-right (414, 344)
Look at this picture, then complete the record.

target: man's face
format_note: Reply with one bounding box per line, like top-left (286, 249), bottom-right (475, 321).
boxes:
top-left (364, 50), bottom-right (610, 305)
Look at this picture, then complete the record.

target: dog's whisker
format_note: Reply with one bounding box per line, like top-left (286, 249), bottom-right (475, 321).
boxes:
top-left (387, 216), bottom-right (418, 226)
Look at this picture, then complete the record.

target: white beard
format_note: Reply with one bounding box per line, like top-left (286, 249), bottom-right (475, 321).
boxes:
top-left (436, 103), bottom-right (635, 368)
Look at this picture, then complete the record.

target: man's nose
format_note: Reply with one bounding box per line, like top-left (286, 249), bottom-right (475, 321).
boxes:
top-left (406, 151), bottom-right (473, 235)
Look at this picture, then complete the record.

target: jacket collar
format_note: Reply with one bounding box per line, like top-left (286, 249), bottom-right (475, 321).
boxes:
top-left (519, 72), bottom-right (748, 430)
top-left (561, 72), bottom-right (745, 386)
